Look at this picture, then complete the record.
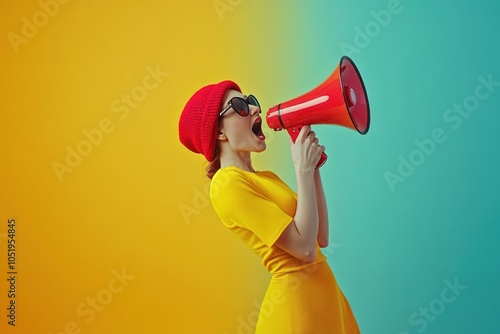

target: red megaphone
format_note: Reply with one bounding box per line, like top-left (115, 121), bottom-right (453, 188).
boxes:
top-left (266, 56), bottom-right (370, 168)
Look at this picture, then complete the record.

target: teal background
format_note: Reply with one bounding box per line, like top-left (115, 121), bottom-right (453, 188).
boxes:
top-left (272, 1), bottom-right (499, 333)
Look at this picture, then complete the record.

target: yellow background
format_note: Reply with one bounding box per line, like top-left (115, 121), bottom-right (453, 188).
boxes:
top-left (0, 1), bottom-right (300, 333)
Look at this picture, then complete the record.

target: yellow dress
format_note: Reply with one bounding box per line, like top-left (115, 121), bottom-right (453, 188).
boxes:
top-left (211, 166), bottom-right (360, 334)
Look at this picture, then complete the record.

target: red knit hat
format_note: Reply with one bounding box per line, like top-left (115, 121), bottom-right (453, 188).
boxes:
top-left (179, 80), bottom-right (241, 162)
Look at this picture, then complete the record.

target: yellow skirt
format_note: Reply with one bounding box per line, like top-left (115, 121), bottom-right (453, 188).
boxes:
top-left (255, 261), bottom-right (360, 334)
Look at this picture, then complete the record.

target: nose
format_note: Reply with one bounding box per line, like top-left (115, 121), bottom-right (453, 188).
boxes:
top-left (250, 105), bottom-right (261, 116)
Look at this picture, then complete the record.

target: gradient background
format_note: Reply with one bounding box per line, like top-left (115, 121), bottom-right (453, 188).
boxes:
top-left (1, 0), bottom-right (499, 333)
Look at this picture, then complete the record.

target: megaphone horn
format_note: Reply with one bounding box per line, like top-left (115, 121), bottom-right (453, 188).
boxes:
top-left (266, 56), bottom-right (370, 168)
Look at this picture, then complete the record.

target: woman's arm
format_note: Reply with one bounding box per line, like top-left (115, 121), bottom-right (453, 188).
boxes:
top-left (275, 126), bottom-right (324, 263)
top-left (314, 169), bottom-right (329, 248)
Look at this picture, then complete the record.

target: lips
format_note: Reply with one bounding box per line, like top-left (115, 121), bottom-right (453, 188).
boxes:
top-left (251, 118), bottom-right (266, 140)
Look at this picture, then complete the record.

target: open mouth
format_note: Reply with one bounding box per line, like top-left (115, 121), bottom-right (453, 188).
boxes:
top-left (252, 118), bottom-right (266, 140)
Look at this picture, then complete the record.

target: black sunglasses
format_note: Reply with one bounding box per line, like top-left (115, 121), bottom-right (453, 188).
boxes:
top-left (219, 95), bottom-right (261, 117)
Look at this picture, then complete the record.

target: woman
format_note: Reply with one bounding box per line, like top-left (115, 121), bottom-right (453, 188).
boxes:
top-left (179, 80), bottom-right (360, 333)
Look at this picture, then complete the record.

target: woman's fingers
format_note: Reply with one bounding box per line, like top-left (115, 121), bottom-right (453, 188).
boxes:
top-left (296, 125), bottom-right (311, 142)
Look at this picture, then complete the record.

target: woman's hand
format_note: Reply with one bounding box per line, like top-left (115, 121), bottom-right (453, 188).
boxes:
top-left (290, 125), bottom-right (325, 174)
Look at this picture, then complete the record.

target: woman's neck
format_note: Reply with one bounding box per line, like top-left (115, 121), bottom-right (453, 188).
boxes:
top-left (219, 149), bottom-right (255, 173)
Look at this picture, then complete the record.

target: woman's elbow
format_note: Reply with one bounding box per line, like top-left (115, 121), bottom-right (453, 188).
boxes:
top-left (318, 239), bottom-right (329, 248)
top-left (300, 250), bottom-right (316, 263)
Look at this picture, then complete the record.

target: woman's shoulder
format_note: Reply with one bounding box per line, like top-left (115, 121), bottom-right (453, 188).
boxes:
top-left (210, 166), bottom-right (294, 206)
top-left (213, 166), bottom-right (280, 181)
top-left (210, 167), bottom-right (257, 205)
top-left (212, 167), bottom-right (289, 194)
top-left (212, 166), bottom-right (249, 182)
top-left (211, 166), bottom-right (251, 193)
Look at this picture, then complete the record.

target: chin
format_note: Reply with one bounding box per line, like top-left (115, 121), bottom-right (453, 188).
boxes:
top-left (255, 143), bottom-right (267, 152)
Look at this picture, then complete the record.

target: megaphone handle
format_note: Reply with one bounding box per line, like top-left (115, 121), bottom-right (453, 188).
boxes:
top-left (286, 126), bottom-right (327, 169)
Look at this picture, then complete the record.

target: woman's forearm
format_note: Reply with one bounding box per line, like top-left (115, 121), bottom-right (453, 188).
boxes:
top-left (314, 169), bottom-right (329, 247)
top-left (293, 169), bottom-right (320, 257)
top-left (279, 125), bottom-right (326, 262)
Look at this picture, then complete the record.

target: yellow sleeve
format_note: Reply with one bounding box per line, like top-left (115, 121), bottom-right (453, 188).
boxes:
top-left (210, 169), bottom-right (293, 247)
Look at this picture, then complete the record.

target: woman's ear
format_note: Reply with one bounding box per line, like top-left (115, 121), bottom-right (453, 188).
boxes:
top-left (217, 130), bottom-right (227, 140)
